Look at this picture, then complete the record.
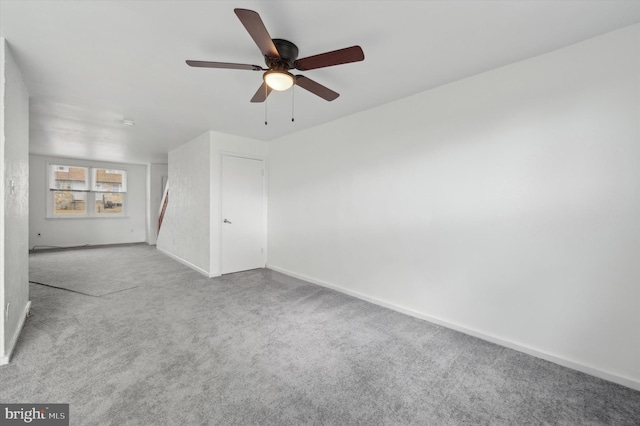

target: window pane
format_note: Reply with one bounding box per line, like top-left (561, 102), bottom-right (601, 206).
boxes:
top-left (50, 165), bottom-right (89, 190)
top-left (53, 191), bottom-right (87, 215)
top-left (95, 193), bottom-right (124, 214)
top-left (93, 168), bottom-right (127, 192)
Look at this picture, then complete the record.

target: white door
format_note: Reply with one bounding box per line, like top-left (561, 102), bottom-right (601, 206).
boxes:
top-left (221, 155), bottom-right (264, 274)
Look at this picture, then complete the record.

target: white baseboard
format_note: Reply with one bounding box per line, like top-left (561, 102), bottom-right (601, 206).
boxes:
top-left (268, 265), bottom-right (374, 302)
top-left (267, 264), bottom-right (640, 392)
top-left (156, 247), bottom-right (216, 278)
top-left (0, 300), bottom-right (31, 365)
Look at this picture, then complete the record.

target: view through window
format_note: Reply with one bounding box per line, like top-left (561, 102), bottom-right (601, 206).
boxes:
top-left (49, 164), bottom-right (127, 217)
top-left (92, 168), bottom-right (127, 215)
top-left (51, 165), bottom-right (89, 215)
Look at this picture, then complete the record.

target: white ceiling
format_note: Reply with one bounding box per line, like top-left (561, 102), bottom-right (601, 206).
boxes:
top-left (1, 1), bottom-right (639, 164)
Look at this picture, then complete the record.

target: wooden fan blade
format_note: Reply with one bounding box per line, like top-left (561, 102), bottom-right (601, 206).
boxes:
top-left (186, 60), bottom-right (264, 71)
top-left (251, 82), bottom-right (273, 103)
top-left (295, 75), bottom-right (339, 101)
top-left (295, 46), bottom-right (364, 71)
top-left (234, 9), bottom-right (279, 58)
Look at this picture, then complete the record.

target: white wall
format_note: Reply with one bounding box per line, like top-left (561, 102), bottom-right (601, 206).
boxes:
top-left (268, 25), bottom-right (640, 389)
top-left (1, 39), bottom-right (30, 364)
top-left (29, 155), bottom-right (147, 249)
top-left (147, 163), bottom-right (168, 245)
top-left (157, 131), bottom-right (267, 277)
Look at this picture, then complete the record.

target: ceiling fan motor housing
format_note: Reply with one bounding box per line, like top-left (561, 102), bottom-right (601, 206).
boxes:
top-left (266, 39), bottom-right (299, 70)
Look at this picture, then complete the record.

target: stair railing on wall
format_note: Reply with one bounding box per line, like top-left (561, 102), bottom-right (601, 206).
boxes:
top-left (158, 180), bottom-right (169, 233)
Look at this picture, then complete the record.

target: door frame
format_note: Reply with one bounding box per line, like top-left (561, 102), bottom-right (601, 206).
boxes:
top-left (218, 151), bottom-right (268, 274)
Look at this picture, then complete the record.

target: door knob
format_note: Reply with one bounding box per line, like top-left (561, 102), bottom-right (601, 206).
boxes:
top-left (223, 219), bottom-right (232, 224)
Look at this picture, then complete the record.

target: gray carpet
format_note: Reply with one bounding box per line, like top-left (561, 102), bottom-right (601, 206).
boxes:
top-left (28, 246), bottom-right (150, 296)
top-left (1, 244), bottom-right (638, 425)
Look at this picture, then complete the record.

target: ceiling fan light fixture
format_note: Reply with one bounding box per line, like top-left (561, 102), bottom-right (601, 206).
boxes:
top-left (264, 70), bottom-right (294, 91)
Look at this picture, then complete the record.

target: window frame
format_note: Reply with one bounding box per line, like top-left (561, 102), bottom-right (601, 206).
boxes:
top-left (46, 162), bottom-right (129, 219)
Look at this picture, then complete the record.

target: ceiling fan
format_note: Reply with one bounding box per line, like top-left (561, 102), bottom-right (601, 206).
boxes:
top-left (186, 8), bottom-right (365, 103)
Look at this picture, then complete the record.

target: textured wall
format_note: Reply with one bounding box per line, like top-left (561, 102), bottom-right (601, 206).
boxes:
top-left (268, 25), bottom-right (640, 388)
top-left (156, 132), bottom-right (211, 275)
top-left (1, 39), bottom-right (30, 362)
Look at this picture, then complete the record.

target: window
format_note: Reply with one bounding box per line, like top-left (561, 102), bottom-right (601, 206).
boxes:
top-left (48, 164), bottom-right (128, 218)
top-left (50, 165), bottom-right (89, 215)
top-left (92, 168), bottom-right (127, 192)
top-left (95, 192), bottom-right (124, 214)
top-left (50, 165), bottom-right (89, 190)
top-left (53, 191), bottom-right (87, 215)
top-left (92, 168), bottom-right (127, 215)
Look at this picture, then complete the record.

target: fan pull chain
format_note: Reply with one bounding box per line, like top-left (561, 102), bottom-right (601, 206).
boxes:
top-left (291, 84), bottom-right (295, 122)
top-left (264, 84), bottom-right (268, 125)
